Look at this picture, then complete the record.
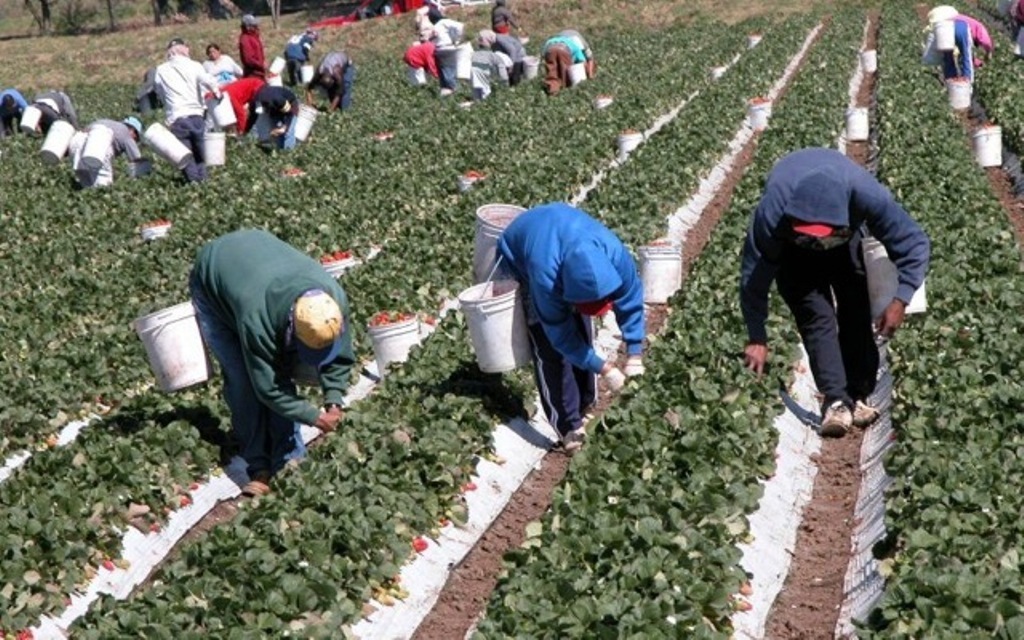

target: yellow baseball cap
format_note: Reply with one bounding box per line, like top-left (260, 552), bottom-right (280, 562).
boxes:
top-left (293, 290), bottom-right (344, 366)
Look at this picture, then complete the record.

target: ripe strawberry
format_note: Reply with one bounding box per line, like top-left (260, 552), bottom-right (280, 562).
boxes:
top-left (412, 537), bottom-right (429, 553)
top-left (179, 495), bottom-right (192, 508)
top-left (462, 482), bottom-right (477, 492)
top-left (101, 559), bottom-right (115, 571)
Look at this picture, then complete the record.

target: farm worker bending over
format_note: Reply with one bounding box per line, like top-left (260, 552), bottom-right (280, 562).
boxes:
top-left (559, 29), bottom-right (596, 78)
top-left (135, 68), bottom-right (163, 117)
top-left (491, 0), bottom-right (522, 36)
top-left (496, 203), bottom-right (646, 452)
top-left (956, 12), bottom-right (993, 66)
top-left (429, 12), bottom-right (465, 96)
top-left (154, 38), bottom-right (221, 183)
top-left (479, 29), bottom-right (526, 86)
top-left (239, 14), bottom-right (267, 79)
top-left (469, 47), bottom-right (512, 101)
top-left (921, 5), bottom-right (974, 80)
top-left (404, 41), bottom-right (439, 80)
top-left (244, 85), bottom-right (300, 150)
top-left (203, 43), bottom-right (244, 87)
top-left (0, 88), bottom-right (28, 137)
top-left (30, 90), bottom-right (79, 134)
top-left (541, 31), bottom-right (587, 96)
top-left (219, 77), bottom-right (265, 134)
top-left (284, 28), bottom-right (319, 87)
top-left (1009, 0), bottom-right (1024, 39)
top-left (69, 117), bottom-right (146, 189)
top-left (189, 229), bottom-right (355, 496)
top-left (306, 51), bottom-right (356, 112)
top-left (740, 148), bottom-right (931, 437)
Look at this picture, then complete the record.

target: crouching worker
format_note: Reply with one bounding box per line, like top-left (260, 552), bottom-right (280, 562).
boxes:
top-left (218, 76), bottom-right (265, 134)
top-left (306, 51), bottom-right (356, 112)
top-left (69, 116), bottom-right (146, 189)
top-left (0, 89), bottom-right (28, 137)
top-left (496, 202), bottom-right (646, 452)
top-left (189, 229), bottom-right (356, 496)
top-left (244, 85), bottom-right (300, 150)
top-left (29, 90), bottom-right (79, 134)
top-left (740, 148), bottom-right (930, 437)
top-left (478, 29), bottom-right (525, 86)
top-left (541, 31), bottom-right (587, 96)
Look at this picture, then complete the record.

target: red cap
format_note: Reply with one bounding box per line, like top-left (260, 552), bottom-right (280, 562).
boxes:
top-left (575, 299), bottom-right (613, 317)
top-left (791, 222), bottom-right (834, 238)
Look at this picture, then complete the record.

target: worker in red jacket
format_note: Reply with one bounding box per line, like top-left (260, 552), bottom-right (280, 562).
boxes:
top-left (219, 76), bottom-right (265, 133)
top-left (238, 14), bottom-right (267, 78)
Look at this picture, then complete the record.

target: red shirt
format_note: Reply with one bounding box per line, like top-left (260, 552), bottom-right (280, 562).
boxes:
top-left (239, 29), bottom-right (266, 78)
top-left (403, 41), bottom-right (438, 77)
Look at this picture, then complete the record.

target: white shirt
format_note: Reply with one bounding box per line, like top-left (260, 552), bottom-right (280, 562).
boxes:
top-left (155, 55), bottom-right (220, 125)
top-left (203, 55), bottom-right (244, 86)
top-left (431, 19), bottom-right (464, 50)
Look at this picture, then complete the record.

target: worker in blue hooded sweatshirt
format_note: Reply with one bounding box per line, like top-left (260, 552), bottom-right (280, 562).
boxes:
top-left (497, 203), bottom-right (645, 452)
top-left (740, 148), bottom-right (930, 437)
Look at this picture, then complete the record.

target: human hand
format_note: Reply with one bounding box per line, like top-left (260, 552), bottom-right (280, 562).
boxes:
top-left (270, 126), bottom-right (286, 137)
top-left (602, 366), bottom-right (626, 392)
top-left (623, 355), bottom-right (645, 377)
top-left (315, 405), bottom-right (343, 432)
top-left (743, 343), bottom-right (768, 376)
top-left (876, 299), bottom-right (906, 338)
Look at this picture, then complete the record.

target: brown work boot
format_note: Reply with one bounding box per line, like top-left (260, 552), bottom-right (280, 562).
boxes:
top-left (820, 401), bottom-right (852, 438)
top-left (242, 470), bottom-right (272, 497)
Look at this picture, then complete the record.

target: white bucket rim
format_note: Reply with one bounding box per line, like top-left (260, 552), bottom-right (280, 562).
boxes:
top-left (134, 301), bottom-right (197, 333)
top-left (367, 316), bottom-right (419, 336)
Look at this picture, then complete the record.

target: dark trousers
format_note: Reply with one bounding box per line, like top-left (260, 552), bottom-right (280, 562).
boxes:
top-left (509, 61), bottom-right (524, 87)
top-left (170, 114), bottom-right (207, 183)
top-left (777, 234), bottom-right (878, 408)
top-left (436, 48), bottom-right (459, 90)
top-left (286, 59), bottom-right (303, 86)
top-left (528, 315), bottom-right (596, 437)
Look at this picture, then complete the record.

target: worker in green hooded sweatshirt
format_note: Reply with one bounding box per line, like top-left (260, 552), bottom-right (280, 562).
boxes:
top-left (189, 229), bottom-right (356, 496)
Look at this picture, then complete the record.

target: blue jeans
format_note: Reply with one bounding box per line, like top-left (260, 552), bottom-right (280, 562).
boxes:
top-left (189, 274), bottom-right (307, 477)
top-left (340, 64), bottom-right (356, 110)
top-left (436, 48), bottom-right (459, 91)
top-left (170, 114), bottom-right (207, 183)
top-left (274, 114), bottom-right (299, 150)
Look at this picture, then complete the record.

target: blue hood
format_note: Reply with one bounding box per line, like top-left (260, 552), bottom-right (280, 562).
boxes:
top-left (561, 243), bottom-right (622, 303)
top-left (784, 164), bottom-right (850, 226)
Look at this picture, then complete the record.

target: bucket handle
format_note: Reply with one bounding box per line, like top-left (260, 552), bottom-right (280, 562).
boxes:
top-left (478, 255), bottom-right (505, 300)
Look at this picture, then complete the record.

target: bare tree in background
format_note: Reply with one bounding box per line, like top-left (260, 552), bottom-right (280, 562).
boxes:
top-left (23, 0), bottom-right (55, 34)
top-left (266, 0), bottom-right (279, 28)
top-left (105, 0), bottom-right (117, 30)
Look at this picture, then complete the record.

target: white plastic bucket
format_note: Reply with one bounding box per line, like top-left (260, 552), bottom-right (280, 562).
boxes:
top-left (638, 243), bottom-right (683, 304)
top-left (748, 99), bottom-right (772, 131)
top-left (270, 56), bottom-right (287, 75)
top-left (134, 302), bottom-right (211, 393)
top-left (748, 34), bottom-right (762, 48)
top-left (473, 203), bottom-right (526, 283)
top-left (593, 96), bottom-right (613, 109)
top-left (459, 280), bottom-right (532, 373)
top-left (129, 159), bottom-right (152, 178)
top-left (294, 104), bottom-right (318, 142)
top-left (144, 122), bottom-right (193, 170)
top-left (407, 65), bottom-right (427, 86)
top-left (617, 132), bottom-right (643, 160)
top-left (860, 49), bottom-right (877, 73)
top-left (204, 131), bottom-right (226, 166)
top-left (20, 105), bottom-right (42, 134)
top-left (39, 120), bottom-right (76, 165)
top-left (368, 317), bottom-right (421, 375)
top-left (973, 125), bottom-right (1002, 168)
top-left (301, 64), bottom-right (315, 84)
top-left (568, 62), bottom-right (586, 86)
top-left (523, 56), bottom-right (540, 80)
top-left (934, 20), bottom-right (956, 51)
top-left (456, 43), bottom-right (474, 80)
top-left (207, 95), bottom-right (237, 129)
top-left (862, 238), bottom-right (926, 317)
top-left (80, 125), bottom-right (114, 172)
top-left (947, 78), bottom-right (972, 110)
top-left (846, 107), bottom-right (869, 142)
top-left (710, 66), bottom-right (727, 80)
top-left (268, 74), bottom-right (283, 87)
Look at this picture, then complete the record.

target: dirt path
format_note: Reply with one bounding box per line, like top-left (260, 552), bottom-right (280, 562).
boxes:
top-left (762, 12), bottom-right (878, 640)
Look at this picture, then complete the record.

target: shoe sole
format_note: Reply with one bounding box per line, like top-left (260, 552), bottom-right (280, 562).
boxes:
top-left (819, 423), bottom-right (849, 438)
top-left (852, 413), bottom-right (880, 428)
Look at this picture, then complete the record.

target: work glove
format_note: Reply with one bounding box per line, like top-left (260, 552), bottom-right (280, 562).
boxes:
top-left (602, 366), bottom-right (626, 392)
top-left (623, 355), bottom-right (645, 377)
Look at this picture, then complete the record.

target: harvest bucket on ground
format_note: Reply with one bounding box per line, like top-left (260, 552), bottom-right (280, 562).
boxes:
top-left (973, 125), bottom-right (1002, 167)
top-left (523, 56), bottom-right (540, 80)
top-left (301, 64), bottom-right (315, 84)
top-left (80, 125), bottom-right (114, 171)
top-left (407, 65), bottom-right (427, 86)
top-left (456, 43), bottom-right (474, 80)
top-left (946, 78), bottom-right (972, 110)
top-left (20, 105), bottom-right (42, 134)
top-left (459, 280), bottom-right (532, 373)
top-left (748, 98), bottom-right (772, 130)
top-left (846, 107), bottom-right (869, 142)
top-left (568, 62), bottom-right (587, 86)
top-left (617, 131), bottom-right (643, 160)
top-left (268, 74), bottom-right (283, 87)
top-left (934, 19), bottom-right (955, 51)
top-left (39, 120), bottom-right (76, 165)
top-left (473, 203), bottom-right (527, 283)
top-left (294, 105), bottom-right (318, 142)
top-left (207, 96), bottom-right (237, 129)
top-left (144, 123), bottom-right (193, 169)
top-left (134, 301), bottom-right (211, 393)
top-left (269, 56), bottom-right (287, 75)
top-left (368, 316), bottom-right (421, 375)
top-left (748, 34), bottom-right (763, 48)
top-left (204, 131), bottom-right (226, 166)
top-left (860, 49), bottom-right (877, 73)
top-left (639, 242), bottom-right (683, 304)
top-left (862, 238), bottom-right (927, 318)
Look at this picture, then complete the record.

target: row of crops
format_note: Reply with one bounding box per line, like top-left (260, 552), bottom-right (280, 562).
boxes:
top-left (5, 0), bottom-right (1024, 635)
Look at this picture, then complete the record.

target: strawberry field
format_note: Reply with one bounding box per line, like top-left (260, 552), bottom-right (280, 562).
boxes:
top-left (4, 0), bottom-right (1024, 637)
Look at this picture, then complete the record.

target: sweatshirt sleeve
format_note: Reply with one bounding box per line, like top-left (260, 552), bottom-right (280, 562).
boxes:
top-left (241, 330), bottom-right (321, 425)
top-left (851, 171), bottom-right (931, 304)
top-left (533, 288), bottom-right (606, 373)
top-left (612, 257), bottom-right (645, 356)
top-left (318, 316), bottom-right (356, 406)
top-left (739, 205), bottom-right (784, 344)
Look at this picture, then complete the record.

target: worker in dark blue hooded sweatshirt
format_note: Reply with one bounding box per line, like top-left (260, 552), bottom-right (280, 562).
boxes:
top-left (497, 203), bottom-right (645, 452)
top-left (740, 148), bottom-right (930, 437)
